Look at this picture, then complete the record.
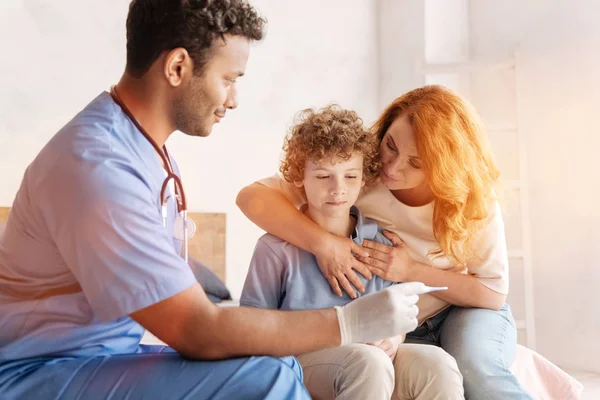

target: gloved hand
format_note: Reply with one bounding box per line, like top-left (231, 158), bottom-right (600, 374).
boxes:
top-left (334, 282), bottom-right (427, 345)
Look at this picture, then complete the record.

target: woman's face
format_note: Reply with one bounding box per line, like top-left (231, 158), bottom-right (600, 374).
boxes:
top-left (379, 115), bottom-right (428, 191)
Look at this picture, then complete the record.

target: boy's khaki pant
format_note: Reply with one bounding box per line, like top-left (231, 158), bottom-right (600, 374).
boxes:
top-left (296, 343), bottom-right (464, 400)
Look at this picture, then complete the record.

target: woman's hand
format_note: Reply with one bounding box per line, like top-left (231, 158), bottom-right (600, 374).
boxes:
top-left (314, 234), bottom-right (372, 299)
top-left (359, 230), bottom-right (415, 282)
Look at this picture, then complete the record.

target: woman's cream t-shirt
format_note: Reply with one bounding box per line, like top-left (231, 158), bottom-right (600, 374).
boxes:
top-left (258, 175), bottom-right (509, 323)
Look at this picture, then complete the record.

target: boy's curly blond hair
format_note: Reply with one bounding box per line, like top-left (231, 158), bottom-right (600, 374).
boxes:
top-left (280, 105), bottom-right (381, 184)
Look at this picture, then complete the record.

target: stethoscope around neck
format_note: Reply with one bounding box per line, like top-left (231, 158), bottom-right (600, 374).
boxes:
top-left (109, 85), bottom-right (196, 263)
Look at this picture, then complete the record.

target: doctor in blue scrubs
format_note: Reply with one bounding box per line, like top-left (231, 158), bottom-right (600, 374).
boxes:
top-left (0, 1), bottom-right (427, 398)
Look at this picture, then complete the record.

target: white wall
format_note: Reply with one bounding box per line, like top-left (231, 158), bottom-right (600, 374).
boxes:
top-left (377, 0), bottom-right (424, 108)
top-left (470, 0), bottom-right (600, 374)
top-left (378, 0), bottom-right (599, 373)
top-left (0, 1), bottom-right (380, 297)
top-left (0, 0), bottom-right (128, 200)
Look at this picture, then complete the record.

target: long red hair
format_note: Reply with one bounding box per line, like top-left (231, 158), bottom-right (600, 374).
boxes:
top-left (372, 85), bottom-right (500, 264)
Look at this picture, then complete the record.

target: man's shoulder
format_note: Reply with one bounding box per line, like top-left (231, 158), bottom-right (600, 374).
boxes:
top-left (23, 93), bottom-right (158, 211)
top-left (28, 93), bottom-right (125, 174)
top-left (55, 92), bottom-right (126, 150)
top-left (37, 93), bottom-right (149, 179)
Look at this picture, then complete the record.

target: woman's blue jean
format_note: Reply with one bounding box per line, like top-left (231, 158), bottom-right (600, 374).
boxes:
top-left (405, 304), bottom-right (534, 400)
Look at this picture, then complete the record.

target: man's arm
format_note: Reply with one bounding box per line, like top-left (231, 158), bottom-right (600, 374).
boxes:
top-left (131, 283), bottom-right (340, 360)
top-left (132, 281), bottom-right (429, 360)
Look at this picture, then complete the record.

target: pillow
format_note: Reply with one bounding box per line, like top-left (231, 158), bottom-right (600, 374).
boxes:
top-left (188, 257), bottom-right (231, 303)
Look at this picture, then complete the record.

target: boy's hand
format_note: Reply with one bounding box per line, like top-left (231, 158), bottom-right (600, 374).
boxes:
top-left (368, 335), bottom-right (404, 361)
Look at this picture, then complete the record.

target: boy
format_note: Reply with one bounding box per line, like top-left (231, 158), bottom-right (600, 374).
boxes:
top-left (241, 105), bottom-right (464, 399)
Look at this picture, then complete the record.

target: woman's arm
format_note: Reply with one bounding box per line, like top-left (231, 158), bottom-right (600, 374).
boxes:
top-left (236, 180), bottom-right (371, 297)
top-left (236, 182), bottom-right (323, 254)
top-left (405, 262), bottom-right (505, 310)
top-left (132, 282), bottom-right (426, 360)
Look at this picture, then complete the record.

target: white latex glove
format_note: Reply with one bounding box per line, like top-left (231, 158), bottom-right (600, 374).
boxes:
top-left (334, 282), bottom-right (427, 345)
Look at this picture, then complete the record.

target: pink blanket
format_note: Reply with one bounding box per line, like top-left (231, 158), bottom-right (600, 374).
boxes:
top-left (511, 344), bottom-right (583, 400)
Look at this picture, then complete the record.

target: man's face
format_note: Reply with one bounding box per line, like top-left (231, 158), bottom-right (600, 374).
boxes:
top-left (298, 153), bottom-right (366, 219)
top-left (173, 35), bottom-right (250, 137)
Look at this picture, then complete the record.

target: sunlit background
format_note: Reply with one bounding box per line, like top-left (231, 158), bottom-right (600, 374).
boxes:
top-left (1, 0), bottom-right (598, 391)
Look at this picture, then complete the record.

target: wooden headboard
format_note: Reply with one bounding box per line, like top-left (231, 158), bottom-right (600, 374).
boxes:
top-left (0, 207), bottom-right (226, 282)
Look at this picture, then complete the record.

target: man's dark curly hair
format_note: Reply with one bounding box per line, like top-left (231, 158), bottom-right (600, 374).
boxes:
top-left (125, 0), bottom-right (266, 77)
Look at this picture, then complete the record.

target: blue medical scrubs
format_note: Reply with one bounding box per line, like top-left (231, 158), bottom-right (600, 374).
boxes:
top-left (0, 92), bottom-right (308, 399)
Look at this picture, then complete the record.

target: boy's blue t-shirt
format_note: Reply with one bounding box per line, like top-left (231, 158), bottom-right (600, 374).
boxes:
top-left (240, 206), bottom-right (395, 310)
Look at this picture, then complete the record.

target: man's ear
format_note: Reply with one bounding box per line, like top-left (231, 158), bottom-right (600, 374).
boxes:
top-left (361, 179), bottom-right (366, 188)
top-left (293, 180), bottom-right (304, 188)
top-left (163, 48), bottom-right (193, 87)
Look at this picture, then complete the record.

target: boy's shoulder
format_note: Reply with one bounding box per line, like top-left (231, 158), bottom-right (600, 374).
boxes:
top-left (256, 232), bottom-right (295, 247)
top-left (254, 233), bottom-right (304, 258)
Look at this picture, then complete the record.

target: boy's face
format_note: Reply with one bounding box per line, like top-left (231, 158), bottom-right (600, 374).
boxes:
top-left (296, 153), bottom-right (366, 219)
